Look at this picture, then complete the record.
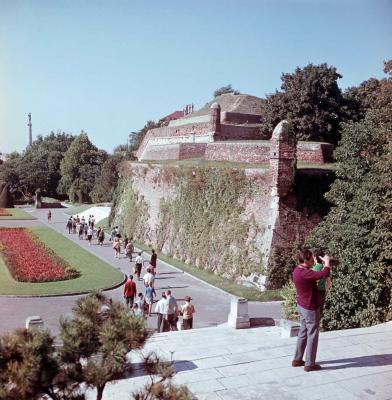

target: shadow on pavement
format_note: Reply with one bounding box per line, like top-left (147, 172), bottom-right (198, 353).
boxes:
top-left (122, 360), bottom-right (198, 379)
top-left (155, 286), bottom-right (189, 290)
top-left (321, 354), bottom-right (392, 370)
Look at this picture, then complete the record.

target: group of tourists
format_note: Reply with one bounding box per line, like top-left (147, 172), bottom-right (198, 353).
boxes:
top-left (65, 215), bottom-right (104, 245)
top-left (64, 219), bottom-right (197, 332)
top-left (124, 272), bottom-right (195, 331)
top-left (292, 248), bottom-right (337, 372)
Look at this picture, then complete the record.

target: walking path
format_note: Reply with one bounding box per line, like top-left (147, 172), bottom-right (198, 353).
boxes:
top-left (87, 321), bottom-right (392, 400)
top-left (0, 208), bottom-right (281, 335)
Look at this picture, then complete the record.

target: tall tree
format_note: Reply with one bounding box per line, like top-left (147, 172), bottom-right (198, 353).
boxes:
top-left (58, 133), bottom-right (107, 203)
top-left (308, 102), bottom-right (392, 330)
top-left (0, 152), bottom-right (22, 199)
top-left (259, 63), bottom-right (345, 143)
top-left (90, 158), bottom-right (119, 203)
top-left (343, 60), bottom-right (392, 122)
top-left (0, 132), bottom-right (74, 199)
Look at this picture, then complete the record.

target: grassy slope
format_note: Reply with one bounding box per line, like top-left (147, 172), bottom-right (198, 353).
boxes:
top-left (134, 241), bottom-right (282, 302)
top-left (0, 227), bottom-right (123, 296)
top-left (0, 208), bottom-right (36, 220)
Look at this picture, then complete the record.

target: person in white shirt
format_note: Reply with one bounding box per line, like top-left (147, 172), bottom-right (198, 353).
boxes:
top-left (135, 293), bottom-right (145, 316)
top-left (87, 227), bottom-right (93, 245)
top-left (143, 268), bottom-right (155, 288)
top-left (164, 290), bottom-right (178, 332)
top-left (154, 292), bottom-right (167, 332)
top-left (134, 252), bottom-right (144, 280)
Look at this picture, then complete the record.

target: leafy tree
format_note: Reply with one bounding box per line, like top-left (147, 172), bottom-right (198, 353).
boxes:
top-left (58, 133), bottom-right (107, 203)
top-left (90, 158), bottom-right (119, 203)
top-left (0, 152), bottom-right (22, 199)
top-left (0, 293), bottom-right (193, 400)
top-left (307, 103), bottom-right (392, 330)
top-left (343, 60), bottom-right (392, 122)
top-left (213, 84), bottom-right (240, 98)
top-left (259, 63), bottom-right (345, 143)
top-left (0, 133), bottom-right (74, 200)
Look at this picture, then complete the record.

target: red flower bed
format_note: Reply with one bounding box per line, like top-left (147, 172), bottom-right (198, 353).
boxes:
top-left (0, 208), bottom-right (12, 216)
top-left (0, 228), bottom-right (79, 282)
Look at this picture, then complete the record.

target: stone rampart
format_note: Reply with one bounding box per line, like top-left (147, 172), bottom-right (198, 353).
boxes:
top-left (205, 141), bottom-right (270, 163)
top-left (141, 143), bottom-right (208, 161)
top-left (113, 156), bottom-right (331, 289)
top-left (221, 112), bottom-right (261, 124)
top-left (205, 141), bottom-right (333, 164)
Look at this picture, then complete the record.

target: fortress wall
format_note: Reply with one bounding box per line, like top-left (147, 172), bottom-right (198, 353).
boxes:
top-left (218, 124), bottom-right (261, 140)
top-left (205, 142), bottom-right (270, 164)
top-left (179, 143), bottom-right (208, 159)
top-left (169, 115), bottom-right (210, 127)
top-left (297, 142), bottom-right (334, 163)
top-left (115, 163), bottom-right (273, 278)
top-left (113, 161), bottom-right (328, 288)
top-left (136, 122), bottom-right (213, 160)
top-left (205, 141), bottom-right (333, 164)
top-left (221, 112), bottom-right (261, 124)
top-left (141, 144), bottom-right (181, 161)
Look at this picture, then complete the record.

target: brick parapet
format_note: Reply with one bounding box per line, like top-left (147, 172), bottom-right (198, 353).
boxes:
top-left (205, 141), bottom-right (333, 164)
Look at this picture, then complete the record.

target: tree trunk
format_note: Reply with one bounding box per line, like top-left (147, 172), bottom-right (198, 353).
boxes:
top-left (96, 385), bottom-right (105, 400)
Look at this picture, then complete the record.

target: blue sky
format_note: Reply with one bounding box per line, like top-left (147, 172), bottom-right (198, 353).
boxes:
top-left (0, 0), bottom-right (391, 153)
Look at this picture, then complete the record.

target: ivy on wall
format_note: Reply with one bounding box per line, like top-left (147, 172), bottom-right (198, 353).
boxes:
top-left (111, 178), bottom-right (150, 241)
top-left (156, 166), bottom-right (263, 277)
top-left (113, 164), bottom-right (264, 278)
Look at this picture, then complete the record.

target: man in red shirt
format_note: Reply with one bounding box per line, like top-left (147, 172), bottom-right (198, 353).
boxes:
top-left (292, 249), bottom-right (333, 372)
top-left (123, 274), bottom-right (137, 308)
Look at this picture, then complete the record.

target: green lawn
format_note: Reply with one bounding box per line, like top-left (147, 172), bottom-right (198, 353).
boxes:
top-left (64, 203), bottom-right (112, 216)
top-left (0, 208), bottom-right (36, 220)
top-left (0, 227), bottom-right (124, 296)
top-left (135, 241), bottom-right (282, 302)
top-left (64, 204), bottom-right (95, 216)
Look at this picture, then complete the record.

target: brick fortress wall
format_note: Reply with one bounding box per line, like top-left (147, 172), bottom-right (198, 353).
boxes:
top-left (115, 121), bottom-right (331, 289)
top-left (137, 103), bottom-right (334, 164)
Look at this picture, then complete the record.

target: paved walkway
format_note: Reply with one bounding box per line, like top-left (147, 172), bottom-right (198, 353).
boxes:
top-left (0, 208), bottom-right (281, 335)
top-left (88, 321), bottom-right (392, 400)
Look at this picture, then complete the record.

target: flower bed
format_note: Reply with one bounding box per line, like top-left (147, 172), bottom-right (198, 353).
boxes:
top-left (0, 228), bottom-right (79, 282)
top-left (0, 208), bottom-right (12, 217)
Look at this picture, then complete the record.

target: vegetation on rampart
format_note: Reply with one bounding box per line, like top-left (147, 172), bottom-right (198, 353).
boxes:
top-left (112, 165), bottom-right (264, 279)
top-left (110, 178), bottom-right (150, 242)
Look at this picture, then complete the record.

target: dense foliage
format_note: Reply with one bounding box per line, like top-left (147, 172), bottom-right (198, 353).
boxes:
top-left (259, 63), bottom-right (346, 144)
top-left (0, 293), bottom-right (193, 400)
top-left (0, 133), bottom-right (74, 200)
top-left (308, 102), bottom-right (392, 329)
top-left (58, 133), bottom-right (107, 203)
top-left (90, 158), bottom-right (119, 203)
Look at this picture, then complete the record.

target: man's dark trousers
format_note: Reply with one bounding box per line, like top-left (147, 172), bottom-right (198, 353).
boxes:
top-left (157, 313), bottom-right (163, 332)
top-left (294, 305), bottom-right (320, 366)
